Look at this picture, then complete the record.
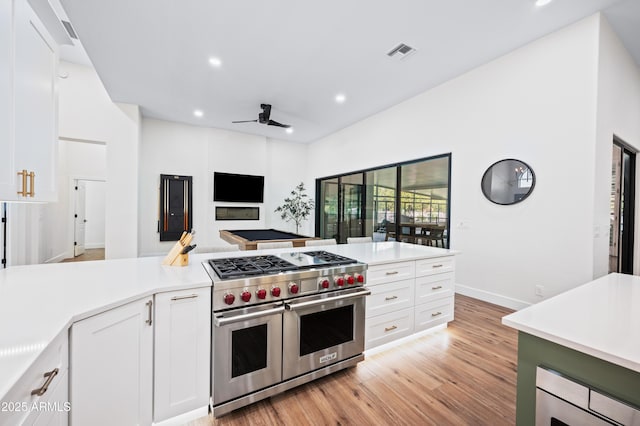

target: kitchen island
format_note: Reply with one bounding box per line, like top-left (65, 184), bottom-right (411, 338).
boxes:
top-left (0, 241), bottom-right (456, 425)
top-left (502, 273), bottom-right (640, 424)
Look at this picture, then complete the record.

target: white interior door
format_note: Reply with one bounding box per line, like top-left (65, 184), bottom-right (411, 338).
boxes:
top-left (74, 180), bottom-right (86, 256)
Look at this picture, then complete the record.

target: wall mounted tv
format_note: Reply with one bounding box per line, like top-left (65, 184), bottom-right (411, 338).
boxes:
top-left (214, 172), bottom-right (264, 203)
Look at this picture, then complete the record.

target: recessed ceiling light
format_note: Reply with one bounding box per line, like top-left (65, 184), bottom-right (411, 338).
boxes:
top-left (535, 0), bottom-right (552, 6)
top-left (193, 109), bottom-right (204, 118)
top-left (335, 93), bottom-right (346, 104)
top-left (285, 128), bottom-right (294, 134)
top-left (208, 57), bottom-right (222, 68)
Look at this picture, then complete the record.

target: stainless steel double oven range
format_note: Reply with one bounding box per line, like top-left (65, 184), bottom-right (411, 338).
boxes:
top-left (203, 250), bottom-right (370, 417)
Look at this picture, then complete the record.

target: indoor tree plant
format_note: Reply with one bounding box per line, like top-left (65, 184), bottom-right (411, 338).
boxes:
top-left (275, 182), bottom-right (314, 234)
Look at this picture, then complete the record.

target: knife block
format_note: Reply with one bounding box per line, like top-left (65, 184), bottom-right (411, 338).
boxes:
top-left (162, 232), bottom-right (192, 266)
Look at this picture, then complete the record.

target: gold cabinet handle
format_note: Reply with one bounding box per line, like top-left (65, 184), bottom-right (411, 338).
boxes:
top-left (17, 170), bottom-right (27, 196)
top-left (384, 325), bottom-right (397, 332)
top-left (31, 368), bottom-right (59, 396)
top-left (28, 171), bottom-right (35, 197)
top-left (385, 295), bottom-right (398, 301)
top-left (431, 285), bottom-right (443, 290)
top-left (145, 300), bottom-right (153, 325)
top-left (431, 311), bottom-right (442, 317)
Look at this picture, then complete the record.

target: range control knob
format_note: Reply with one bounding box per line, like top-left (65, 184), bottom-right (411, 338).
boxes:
top-left (335, 276), bottom-right (345, 287)
top-left (271, 286), bottom-right (281, 297)
top-left (355, 273), bottom-right (365, 283)
top-left (256, 288), bottom-right (267, 299)
top-left (319, 278), bottom-right (330, 289)
top-left (288, 282), bottom-right (299, 294)
top-left (223, 293), bottom-right (235, 305)
top-left (241, 290), bottom-right (252, 303)
top-left (345, 275), bottom-right (355, 285)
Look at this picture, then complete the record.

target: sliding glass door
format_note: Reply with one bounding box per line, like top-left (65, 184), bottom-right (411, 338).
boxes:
top-left (316, 154), bottom-right (451, 247)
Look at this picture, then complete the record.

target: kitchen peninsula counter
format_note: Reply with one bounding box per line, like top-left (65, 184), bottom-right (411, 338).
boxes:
top-left (502, 273), bottom-right (640, 424)
top-left (0, 241), bottom-right (455, 402)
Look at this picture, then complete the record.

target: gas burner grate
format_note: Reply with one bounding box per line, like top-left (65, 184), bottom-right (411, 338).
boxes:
top-left (302, 251), bottom-right (357, 266)
top-left (208, 255), bottom-right (297, 279)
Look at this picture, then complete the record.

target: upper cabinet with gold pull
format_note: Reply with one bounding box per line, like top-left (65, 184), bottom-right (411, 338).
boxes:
top-left (0, 0), bottom-right (59, 202)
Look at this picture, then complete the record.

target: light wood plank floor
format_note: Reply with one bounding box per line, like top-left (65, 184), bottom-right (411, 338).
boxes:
top-left (190, 294), bottom-right (517, 426)
top-left (61, 248), bottom-right (105, 262)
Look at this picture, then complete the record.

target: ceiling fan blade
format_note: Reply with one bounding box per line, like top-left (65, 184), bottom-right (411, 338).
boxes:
top-left (232, 119), bottom-right (258, 124)
top-left (267, 119), bottom-right (291, 128)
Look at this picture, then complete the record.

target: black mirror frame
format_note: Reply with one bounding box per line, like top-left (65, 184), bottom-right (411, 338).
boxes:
top-left (481, 159), bottom-right (536, 205)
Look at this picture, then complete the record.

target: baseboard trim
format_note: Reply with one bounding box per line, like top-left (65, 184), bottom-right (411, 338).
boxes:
top-left (85, 243), bottom-right (105, 249)
top-left (455, 283), bottom-right (531, 310)
top-left (44, 253), bottom-right (67, 264)
top-left (152, 406), bottom-right (209, 426)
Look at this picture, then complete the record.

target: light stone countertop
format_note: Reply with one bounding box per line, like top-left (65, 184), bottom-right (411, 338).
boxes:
top-left (0, 241), bottom-right (456, 400)
top-left (502, 272), bottom-right (640, 373)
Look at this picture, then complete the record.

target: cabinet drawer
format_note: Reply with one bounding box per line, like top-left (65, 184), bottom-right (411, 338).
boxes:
top-left (365, 308), bottom-right (414, 350)
top-left (415, 273), bottom-right (454, 305)
top-left (0, 331), bottom-right (68, 426)
top-left (366, 279), bottom-right (414, 318)
top-left (366, 261), bottom-right (415, 286)
top-left (415, 257), bottom-right (454, 277)
top-left (414, 297), bottom-right (454, 332)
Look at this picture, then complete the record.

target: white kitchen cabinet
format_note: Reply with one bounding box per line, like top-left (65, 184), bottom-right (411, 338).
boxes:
top-left (0, 331), bottom-right (68, 426)
top-left (0, 0), bottom-right (58, 202)
top-left (364, 255), bottom-right (456, 350)
top-left (70, 297), bottom-right (153, 426)
top-left (153, 287), bottom-right (211, 423)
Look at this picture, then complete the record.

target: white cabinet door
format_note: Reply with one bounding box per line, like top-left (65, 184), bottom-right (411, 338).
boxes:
top-left (153, 287), bottom-right (211, 422)
top-left (0, 0), bottom-right (15, 200)
top-left (71, 297), bottom-right (153, 426)
top-left (12, 0), bottom-right (57, 201)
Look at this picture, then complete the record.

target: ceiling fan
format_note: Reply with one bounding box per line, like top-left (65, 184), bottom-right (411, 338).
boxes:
top-left (232, 104), bottom-right (291, 128)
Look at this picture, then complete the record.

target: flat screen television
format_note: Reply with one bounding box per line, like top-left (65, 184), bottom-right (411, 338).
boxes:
top-left (214, 172), bottom-right (264, 203)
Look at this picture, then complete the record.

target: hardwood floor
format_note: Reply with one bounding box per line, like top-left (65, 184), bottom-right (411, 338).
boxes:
top-left (190, 295), bottom-right (518, 426)
top-left (61, 248), bottom-right (105, 262)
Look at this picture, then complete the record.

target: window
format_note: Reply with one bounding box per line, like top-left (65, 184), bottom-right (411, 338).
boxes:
top-left (316, 154), bottom-right (451, 248)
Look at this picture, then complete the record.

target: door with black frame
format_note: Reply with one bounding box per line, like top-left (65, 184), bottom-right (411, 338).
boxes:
top-left (610, 141), bottom-right (635, 274)
top-left (316, 154), bottom-right (451, 247)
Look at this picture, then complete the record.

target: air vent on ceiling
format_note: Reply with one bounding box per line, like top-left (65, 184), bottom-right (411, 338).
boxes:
top-left (61, 20), bottom-right (78, 40)
top-left (387, 43), bottom-right (416, 60)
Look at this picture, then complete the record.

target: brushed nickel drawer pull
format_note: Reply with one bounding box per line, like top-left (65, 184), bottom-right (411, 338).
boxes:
top-left (384, 325), bottom-right (398, 332)
top-left (385, 295), bottom-right (398, 301)
top-left (432, 264), bottom-right (444, 269)
top-left (431, 285), bottom-right (443, 290)
top-left (385, 271), bottom-right (399, 275)
top-left (171, 294), bottom-right (198, 301)
top-left (145, 300), bottom-right (153, 325)
top-left (431, 311), bottom-right (442, 317)
top-left (31, 368), bottom-right (59, 396)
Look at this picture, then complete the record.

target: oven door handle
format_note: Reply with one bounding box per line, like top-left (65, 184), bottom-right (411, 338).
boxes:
top-left (214, 305), bottom-right (285, 327)
top-left (285, 289), bottom-right (371, 311)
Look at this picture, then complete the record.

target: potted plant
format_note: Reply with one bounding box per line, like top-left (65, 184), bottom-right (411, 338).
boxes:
top-left (275, 182), bottom-right (314, 234)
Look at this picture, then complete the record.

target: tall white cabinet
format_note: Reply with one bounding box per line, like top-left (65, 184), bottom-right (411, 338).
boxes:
top-left (0, 0), bottom-right (58, 202)
top-left (70, 297), bottom-right (154, 426)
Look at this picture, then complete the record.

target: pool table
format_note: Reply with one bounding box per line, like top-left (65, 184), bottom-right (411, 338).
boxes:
top-left (219, 229), bottom-right (318, 250)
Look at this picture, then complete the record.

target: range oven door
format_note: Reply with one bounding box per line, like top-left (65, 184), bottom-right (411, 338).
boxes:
top-left (282, 287), bottom-right (370, 380)
top-left (212, 303), bottom-right (284, 405)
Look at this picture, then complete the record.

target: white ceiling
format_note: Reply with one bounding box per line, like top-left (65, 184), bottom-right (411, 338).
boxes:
top-left (57, 0), bottom-right (640, 143)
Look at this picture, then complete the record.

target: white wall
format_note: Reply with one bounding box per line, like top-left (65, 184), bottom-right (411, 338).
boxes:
top-left (58, 61), bottom-right (140, 259)
top-left (308, 15), bottom-right (602, 308)
top-left (594, 15), bottom-right (640, 277)
top-left (138, 119), bottom-right (310, 256)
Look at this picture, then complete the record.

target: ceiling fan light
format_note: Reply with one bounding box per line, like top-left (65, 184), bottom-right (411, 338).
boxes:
top-left (208, 57), bottom-right (222, 68)
top-left (193, 109), bottom-right (204, 118)
top-left (535, 0), bottom-right (552, 7)
top-left (335, 93), bottom-right (346, 104)
top-left (286, 128), bottom-right (294, 134)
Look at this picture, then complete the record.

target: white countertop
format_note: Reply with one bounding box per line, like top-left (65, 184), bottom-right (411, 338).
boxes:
top-left (0, 241), bottom-right (455, 400)
top-left (502, 273), bottom-right (640, 373)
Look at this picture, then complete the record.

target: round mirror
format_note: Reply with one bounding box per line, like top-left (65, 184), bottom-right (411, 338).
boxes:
top-left (481, 159), bottom-right (535, 205)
